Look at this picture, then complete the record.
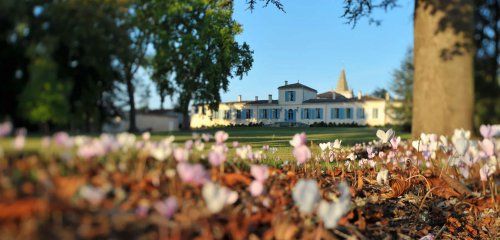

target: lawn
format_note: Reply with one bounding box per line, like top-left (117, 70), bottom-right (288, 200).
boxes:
top-left (0, 127), bottom-right (410, 160)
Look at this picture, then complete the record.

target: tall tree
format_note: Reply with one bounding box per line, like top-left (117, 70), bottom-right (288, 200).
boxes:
top-left (151, 0), bottom-right (253, 129)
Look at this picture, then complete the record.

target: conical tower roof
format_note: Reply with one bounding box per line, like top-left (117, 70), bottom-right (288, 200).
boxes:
top-left (335, 69), bottom-right (349, 92)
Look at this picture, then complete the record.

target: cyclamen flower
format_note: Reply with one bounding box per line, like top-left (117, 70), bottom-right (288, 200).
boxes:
top-left (390, 136), bottom-right (400, 150)
top-left (202, 182), bottom-right (238, 213)
top-left (376, 169), bottom-right (389, 185)
top-left (479, 164), bottom-right (495, 182)
top-left (479, 124), bottom-right (498, 139)
top-left (293, 145), bottom-right (311, 165)
top-left (376, 129), bottom-right (394, 143)
top-left (249, 181), bottom-right (265, 197)
top-left (366, 146), bottom-right (375, 159)
top-left (214, 131), bottom-right (228, 144)
top-left (201, 133), bottom-right (211, 142)
top-left (153, 197), bottom-right (178, 219)
top-left (292, 179), bottom-right (320, 214)
top-left (208, 145), bottom-right (227, 166)
top-left (177, 163), bottom-right (209, 186)
top-left (331, 139), bottom-right (342, 149)
top-left (0, 121), bottom-right (12, 137)
top-left (53, 131), bottom-right (73, 148)
top-left (13, 128), bottom-right (26, 150)
top-left (173, 147), bottom-right (189, 162)
top-left (150, 143), bottom-right (173, 161)
top-left (478, 139), bottom-right (495, 157)
top-left (317, 182), bottom-right (351, 229)
top-left (290, 132), bottom-right (307, 147)
top-left (250, 165), bottom-right (269, 182)
top-left (142, 132), bottom-right (151, 141)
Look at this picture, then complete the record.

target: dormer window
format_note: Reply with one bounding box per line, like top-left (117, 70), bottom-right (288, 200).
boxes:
top-left (285, 91), bottom-right (295, 102)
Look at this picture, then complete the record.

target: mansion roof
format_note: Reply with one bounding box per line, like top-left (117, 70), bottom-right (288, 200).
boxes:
top-left (277, 83), bottom-right (317, 92)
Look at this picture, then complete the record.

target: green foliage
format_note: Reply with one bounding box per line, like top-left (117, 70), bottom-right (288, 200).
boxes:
top-left (389, 48), bottom-right (413, 127)
top-left (19, 57), bottom-right (71, 124)
top-left (149, 0), bottom-right (254, 123)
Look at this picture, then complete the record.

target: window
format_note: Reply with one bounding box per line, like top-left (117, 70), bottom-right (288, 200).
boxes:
top-left (224, 110), bottom-right (231, 119)
top-left (245, 109), bottom-right (252, 119)
top-left (285, 91), bottom-right (296, 102)
top-left (372, 108), bottom-right (379, 119)
top-left (339, 108), bottom-right (345, 119)
top-left (316, 108), bottom-right (321, 119)
top-left (263, 109), bottom-right (268, 119)
top-left (331, 108), bottom-right (341, 119)
top-left (346, 108), bottom-right (352, 119)
top-left (288, 109), bottom-right (294, 120)
top-left (357, 108), bottom-right (365, 119)
top-left (271, 109), bottom-right (279, 119)
top-left (305, 108), bottom-right (310, 119)
top-left (236, 110), bottom-right (242, 119)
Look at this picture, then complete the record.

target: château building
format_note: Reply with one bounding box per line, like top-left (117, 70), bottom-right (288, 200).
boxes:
top-left (190, 70), bottom-right (399, 128)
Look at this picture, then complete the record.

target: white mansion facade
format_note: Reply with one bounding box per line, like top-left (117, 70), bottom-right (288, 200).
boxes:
top-left (190, 70), bottom-right (399, 128)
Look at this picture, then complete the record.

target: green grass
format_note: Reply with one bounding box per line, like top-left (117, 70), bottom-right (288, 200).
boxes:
top-left (0, 127), bottom-right (410, 160)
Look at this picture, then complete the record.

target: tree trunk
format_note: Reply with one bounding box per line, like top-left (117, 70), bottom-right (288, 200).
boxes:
top-left (160, 94), bottom-right (165, 110)
top-left (182, 111), bottom-right (190, 130)
top-left (126, 72), bottom-right (138, 133)
top-left (412, 0), bottom-right (474, 137)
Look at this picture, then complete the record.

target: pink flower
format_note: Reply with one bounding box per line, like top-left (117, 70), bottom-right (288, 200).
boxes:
top-left (290, 132), bottom-right (307, 147)
top-left (390, 136), bottom-right (400, 150)
top-left (53, 131), bottom-right (73, 148)
top-left (177, 163), bottom-right (208, 186)
top-left (202, 133), bottom-right (211, 142)
top-left (184, 140), bottom-right (194, 150)
top-left (215, 131), bottom-right (228, 144)
top-left (262, 145), bottom-right (270, 151)
top-left (479, 139), bottom-right (495, 157)
top-left (153, 197), bottom-right (178, 219)
top-left (13, 128), bottom-right (26, 150)
top-left (208, 147), bottom-right (227, 167)
top-left (293, 145), bottom-right (311, 165)
top-left (480, 165), bottom-right (493, 182)
top-left (173, 147), bottom-right (189, 162)
top-left (232, 141), bottom-right (239, 148)
top-left (366, 146), bottom-right (375, 159)
top-left (249, 181), bottom-right (265, 196)
top-left (480, 124), bottom-right (497, 139)
top-left (0, 121), bottom-right (12, 137)
top-left (251, 165), bottom-right (269, 182)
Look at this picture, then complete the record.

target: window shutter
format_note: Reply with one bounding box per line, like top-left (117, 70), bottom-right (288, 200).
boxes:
top-left (319, 108), bottom-right (323, 119)
top-left (242, 110), bottom-right (246, 119)
top-left (300, 109), bottom-right (304, 119)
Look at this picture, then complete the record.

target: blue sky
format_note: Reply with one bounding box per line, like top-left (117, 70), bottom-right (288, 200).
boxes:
top-left (146, 0), bottom-right (414, 109)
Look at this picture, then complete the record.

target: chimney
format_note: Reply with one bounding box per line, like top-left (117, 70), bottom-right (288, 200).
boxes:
top-left (284, 80), bottom-right (288, 85)
top-left (268, 94), bottom-right (272, 103)
top-left (237, 95), bottom-right (242, 102)
top-left (357, 91), bottom-right (362, 100)
top-left (332, 92), bottom-right (336, 100)
top-left (255, 96), bottom-right (258, 101)
top-left (385, 92), bottom-right (390, 101)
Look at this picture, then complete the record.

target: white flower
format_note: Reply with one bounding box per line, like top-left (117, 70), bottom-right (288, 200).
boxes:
top-left (319, 143), bottom-right (329, 152)
top-left (331, 139), bottom-right (342, 149)
top-left (202, 182), bottom-right (238, 213)
top-left (292, 179), bottom-right (320, 214)
top-left (317, 182), bottom-right (351, 229)
top-left (376, 129), bottom-right (394, 143)
top-left (376, 168), bottom-right (389, 185)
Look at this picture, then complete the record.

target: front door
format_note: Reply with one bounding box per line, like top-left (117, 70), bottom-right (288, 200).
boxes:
top-left (287, 109), bottom-right (295, 122)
